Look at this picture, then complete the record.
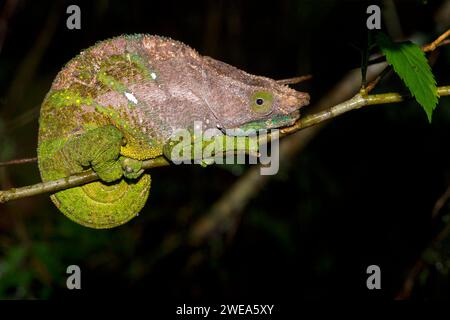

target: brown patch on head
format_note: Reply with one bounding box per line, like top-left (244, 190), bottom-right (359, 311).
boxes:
top-left (200, 56), bottom-right (310, 129)
top-left (141, 35), bottom-right (200, 61)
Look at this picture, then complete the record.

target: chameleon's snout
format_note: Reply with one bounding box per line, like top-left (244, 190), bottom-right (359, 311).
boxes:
top-left (281, 90), bottom-right (310, 114)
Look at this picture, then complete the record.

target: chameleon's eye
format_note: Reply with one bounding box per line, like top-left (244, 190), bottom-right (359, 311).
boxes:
top-left (251, 91), bottom-right (273, 114)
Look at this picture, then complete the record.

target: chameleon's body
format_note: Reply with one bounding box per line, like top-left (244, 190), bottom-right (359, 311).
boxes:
top-left (37, 34), bottom-right (309, 229)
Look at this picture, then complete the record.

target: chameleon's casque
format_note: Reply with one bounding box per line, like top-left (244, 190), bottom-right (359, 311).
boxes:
top-left (37, 34), bottom-right (309, 229)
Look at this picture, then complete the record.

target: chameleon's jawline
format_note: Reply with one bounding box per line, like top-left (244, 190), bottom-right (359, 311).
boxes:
top-left (224, 110), bottom-right (300, 136)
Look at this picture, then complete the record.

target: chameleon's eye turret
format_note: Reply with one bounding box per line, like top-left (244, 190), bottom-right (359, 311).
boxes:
top-left (251, 91), bottom-right (273, 115)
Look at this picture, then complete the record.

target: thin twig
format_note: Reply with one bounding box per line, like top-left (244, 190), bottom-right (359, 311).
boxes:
top-left (396, 215), bottom-right (450, 299)
top-left (396, 180), bottom-right (450, 299)
top-left (364, 66), bottom-right (393, 93)
top-left (365, 28), bottom-right (450, 94)
top-left (0, 157), bottom-right (37, 167)
top-left (432, 184), bottom-right (450, 219)
top-left (280, 86), bottom-right (449, 136)
top-left (372, 27), bottom-right (450, 61)
top-left (422, 28), bottom-right (450, 52)
top-left (276, 75), bottom-right (312, 85)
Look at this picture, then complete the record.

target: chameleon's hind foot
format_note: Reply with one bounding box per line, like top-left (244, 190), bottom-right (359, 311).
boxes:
top-left (120, 156), bottom-right (144, 180)
top-left (93, 159), bottom-right (123, 183)
top-left (93, 157), bottom-right (144, 182)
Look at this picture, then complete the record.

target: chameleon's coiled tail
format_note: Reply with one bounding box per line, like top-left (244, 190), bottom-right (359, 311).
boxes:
top-left (37, 126), bottom-right (151, 229)
top-left (49, 174), bottom-right (151, 229)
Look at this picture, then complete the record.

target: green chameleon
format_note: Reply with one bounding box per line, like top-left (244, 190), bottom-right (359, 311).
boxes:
top-left (37, 34), bottom-right (310, 229)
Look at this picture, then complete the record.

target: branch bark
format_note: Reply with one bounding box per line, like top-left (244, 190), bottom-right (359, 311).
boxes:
top-left (0, 157), bottom-right (37, 167)
top-left (0, 157), bottom-right (169, 203)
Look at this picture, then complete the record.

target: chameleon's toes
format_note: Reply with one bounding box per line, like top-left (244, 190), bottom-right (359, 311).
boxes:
top-left (121, 157), bottom-right (144, 180)
top-left (95, 160), bottom-right (123, 183)
top-left (124, 167), bottom-right (144, 179)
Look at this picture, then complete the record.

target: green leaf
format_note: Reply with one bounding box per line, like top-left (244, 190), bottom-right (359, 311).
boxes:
top-left (376, 32), bottom-right (438, 122)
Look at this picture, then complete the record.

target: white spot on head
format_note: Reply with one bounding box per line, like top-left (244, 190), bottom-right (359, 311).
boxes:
top-left (124, 91), bottom-right (138, 104)
top-left (150, 72), bottom-right (157, 80)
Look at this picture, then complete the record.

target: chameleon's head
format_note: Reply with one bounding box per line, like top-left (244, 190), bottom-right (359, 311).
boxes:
top-left (203, 57), bottom-right (309, 134)
top-left (228, 82), bottom-right (310, 133)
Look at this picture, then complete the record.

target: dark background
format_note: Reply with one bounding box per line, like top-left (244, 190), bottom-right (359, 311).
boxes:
top-left (0, 0), bottom-right (449, 301)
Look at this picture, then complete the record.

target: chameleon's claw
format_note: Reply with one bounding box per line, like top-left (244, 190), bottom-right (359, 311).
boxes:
top-left (120, 157), bottom-right (144, 180)
top-left (125, 166), bottom-right (134, 174)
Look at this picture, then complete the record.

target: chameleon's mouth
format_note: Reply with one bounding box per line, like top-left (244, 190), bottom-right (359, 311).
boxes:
top-left (225, 110), bottom-right (300, 136)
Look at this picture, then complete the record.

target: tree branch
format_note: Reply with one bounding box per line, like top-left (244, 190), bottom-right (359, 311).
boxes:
top-left (0, 157), bottom-right (169, 203)
top-left (280, 86), bottom-right (450, 135)
top-left (422, 28), bottom-right (450, 52)
top-left (1, 86), bottom-right (449, 204)
top-left (0, 157), bottom-right (37, 167)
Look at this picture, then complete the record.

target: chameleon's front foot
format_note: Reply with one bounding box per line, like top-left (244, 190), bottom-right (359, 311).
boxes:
top-left (120, 156), bottom-right (144, 179)
top-left (92, 159), bottom-right (123, 183)
top-left (92, 157), bottom-right (144, 183)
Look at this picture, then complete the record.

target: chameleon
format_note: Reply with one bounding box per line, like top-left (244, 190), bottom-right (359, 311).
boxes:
top-left (37, 34), bottom-right (310, 229)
